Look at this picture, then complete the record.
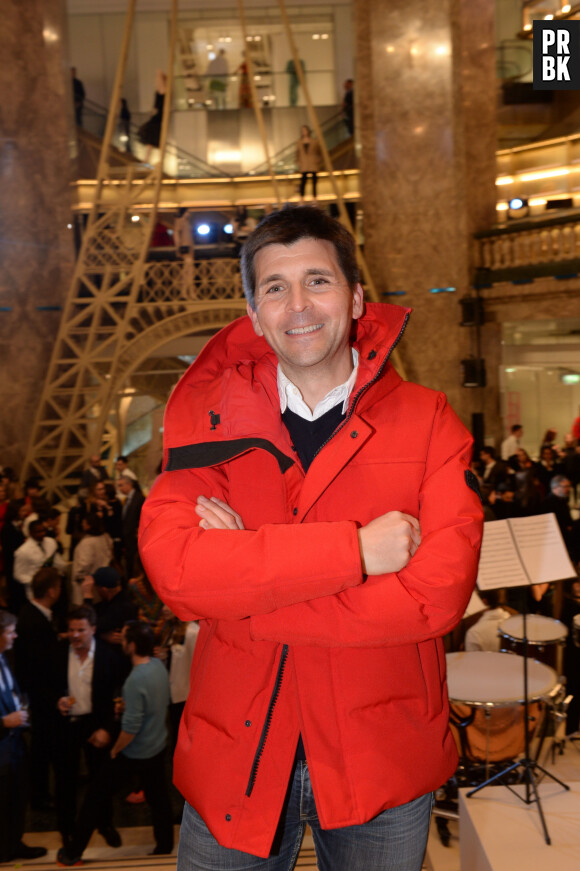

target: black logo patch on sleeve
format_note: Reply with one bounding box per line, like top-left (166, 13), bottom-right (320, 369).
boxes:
top-left (465, 469), bottom-right (483, 502)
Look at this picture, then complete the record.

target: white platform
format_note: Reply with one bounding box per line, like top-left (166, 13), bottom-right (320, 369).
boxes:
top-left (459, 779), bottom-right (580, 871)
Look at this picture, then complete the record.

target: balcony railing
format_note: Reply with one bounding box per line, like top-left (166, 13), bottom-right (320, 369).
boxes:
top-left (476, 212), bottom-right (580, 283)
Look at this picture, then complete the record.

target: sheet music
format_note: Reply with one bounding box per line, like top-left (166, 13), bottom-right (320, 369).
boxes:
top-left (476, 520), bottom-right (529, 590)
top-left (476, 513), bottom-right (577, 591)
top-left (509, 513), bottom-right (576, 584)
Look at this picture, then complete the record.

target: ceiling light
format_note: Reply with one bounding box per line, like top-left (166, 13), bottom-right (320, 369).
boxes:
top-left (519, 168), bottom-right (569, 181)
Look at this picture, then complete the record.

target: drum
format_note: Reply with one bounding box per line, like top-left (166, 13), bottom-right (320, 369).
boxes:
top-left (498, 614), bottom-right (568, 674)
top-left (573, 614), bottom-right (580, 649)
top-left (446, 651), bottom-right (557, 768)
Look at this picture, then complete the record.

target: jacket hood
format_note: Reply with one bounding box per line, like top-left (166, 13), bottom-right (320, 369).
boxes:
top-left (163, 302), bottom-right (411, 454)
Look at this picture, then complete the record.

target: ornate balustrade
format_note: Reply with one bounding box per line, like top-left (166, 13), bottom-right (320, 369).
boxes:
top-left (477, 215), bottom-right (580, 283)
top-left (141, 257), bottom-right (244, 303)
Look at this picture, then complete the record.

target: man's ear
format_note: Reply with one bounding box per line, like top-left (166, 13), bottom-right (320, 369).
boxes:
top-left (246, 302), bottom-right (264, 337)
top-left (352, 283), bottom-right (364, 320)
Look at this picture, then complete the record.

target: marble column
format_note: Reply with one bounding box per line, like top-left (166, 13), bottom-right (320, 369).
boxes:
top-left (0, 0), bottom-right (75, 472)
top-left (356, 0), bottom-right (497, 432)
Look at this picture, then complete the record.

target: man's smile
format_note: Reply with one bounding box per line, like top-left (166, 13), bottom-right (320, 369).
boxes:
top-left (285, 324), bottom-right (324, 335)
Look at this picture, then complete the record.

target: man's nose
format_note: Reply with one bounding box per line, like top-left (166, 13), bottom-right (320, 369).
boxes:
top-left (285, 285), bottom-right (310, 312)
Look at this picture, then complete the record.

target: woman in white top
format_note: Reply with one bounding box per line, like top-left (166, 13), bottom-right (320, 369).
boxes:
top-left (71, 514), bottom-right (113, 604)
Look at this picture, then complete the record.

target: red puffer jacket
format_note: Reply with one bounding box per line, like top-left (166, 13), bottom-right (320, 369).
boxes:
top-left (140, 302), bottom-right (483, 857)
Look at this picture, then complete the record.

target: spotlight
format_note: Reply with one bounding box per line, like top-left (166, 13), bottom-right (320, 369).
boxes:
top-left (196, 224), bottom-right (211, 236)
top-left (223, 223), bottom-right (234, 234)
top-left (508, 197), bottom-right (528, 219)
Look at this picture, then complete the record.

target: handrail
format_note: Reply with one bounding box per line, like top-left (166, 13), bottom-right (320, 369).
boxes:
top-left (82, 97), bottom-right (232, 179)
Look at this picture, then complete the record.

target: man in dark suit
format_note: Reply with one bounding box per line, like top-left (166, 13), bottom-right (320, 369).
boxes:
top-left (80, 454), bottom-right (108, 493)
top-left (479, 445), bottom-right (510, 500)
top-left (0, 610), bottom-right (47, 862)
top-left (14, 566), bottom-right (62, 809)
top-left (118, 474), bottom-right (145, 577)
top-left (52, 605), bottom-right (124, 850)
top-left (538, 475), bottom-right (579, 562)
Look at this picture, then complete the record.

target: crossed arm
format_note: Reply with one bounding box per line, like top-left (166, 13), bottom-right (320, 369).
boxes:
top-left (195, 495), bottom-right (421, 576)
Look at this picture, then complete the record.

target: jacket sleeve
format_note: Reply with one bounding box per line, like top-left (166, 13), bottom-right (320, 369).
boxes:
top-left (139, 464), bottom-right (363, 622)
top-left (249, 397), bottom-right (483, 647)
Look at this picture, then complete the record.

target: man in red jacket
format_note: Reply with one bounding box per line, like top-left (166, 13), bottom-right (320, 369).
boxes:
top-left (140, 207), bottom-right (483, 871)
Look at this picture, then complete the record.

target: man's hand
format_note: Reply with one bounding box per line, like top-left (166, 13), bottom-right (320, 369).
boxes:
top-left (2, 710), bottom-right (28, 728)
top-left (195, 495), bottom-right (245, 530)
top-left (357, 511), bottom-right (421, 575)
top-left (88, 728), bottom-right (111, 748)
top-left (57, 696), bottom-right (73, 716)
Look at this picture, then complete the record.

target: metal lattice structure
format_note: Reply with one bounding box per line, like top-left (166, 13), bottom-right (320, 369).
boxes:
top-left (21, 0), bottom-right (185, 500)
top-left (22, 0), bottom-right (393, 502)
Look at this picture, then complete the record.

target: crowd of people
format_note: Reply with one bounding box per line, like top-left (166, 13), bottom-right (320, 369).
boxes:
top-left (0, 456), bottom-right (198, 864)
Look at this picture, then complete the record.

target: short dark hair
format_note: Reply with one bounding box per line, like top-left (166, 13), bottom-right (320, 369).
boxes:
top-left (240, 206), bottom-right (359, 309)
top-left (481, 445), bottom-right (496, 459)
top-left (32, 566), bottom-right (61, 599)
top-left (124, 620), bottom-right (155, 657)
top-left (117, 456), bottom-right (129, 464)
top-left (68, 604), bottom-right (97, 627)
top-left (0, 610), bottom-right (17, 633)
top-left (511, 424), bottom-right (522, 433)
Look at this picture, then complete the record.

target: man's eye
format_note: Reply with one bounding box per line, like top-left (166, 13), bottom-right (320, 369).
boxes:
top-left (310, 277), bottom-right (328, 286)
top-left (266, 285), bottom-right (283, 294)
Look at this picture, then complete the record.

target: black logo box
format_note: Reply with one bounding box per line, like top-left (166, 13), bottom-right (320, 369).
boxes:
top-left (533, 20), bottom-right (580, 90)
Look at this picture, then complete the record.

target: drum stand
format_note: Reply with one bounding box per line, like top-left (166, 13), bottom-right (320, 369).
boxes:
top-left (466, 608), bottom-right (570, 845)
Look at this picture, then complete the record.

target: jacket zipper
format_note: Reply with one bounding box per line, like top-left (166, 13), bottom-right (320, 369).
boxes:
top-left (311, 312), bottom-right (410, 462)
top-left (245, 643), bottom-right (289, 797)
top-left (244, 314), bottom-right (409, 798)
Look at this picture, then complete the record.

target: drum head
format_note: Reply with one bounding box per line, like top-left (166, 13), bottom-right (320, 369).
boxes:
top-left (498, 614), bottom-right (568, 645)
top-left (446, 651), bottom-right (557, 706)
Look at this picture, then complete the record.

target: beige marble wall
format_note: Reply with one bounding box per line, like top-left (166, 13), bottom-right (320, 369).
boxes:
top-left (356, 0), bottom-right (497, 433)
top-left (0, 1), bottom-right (75, 471)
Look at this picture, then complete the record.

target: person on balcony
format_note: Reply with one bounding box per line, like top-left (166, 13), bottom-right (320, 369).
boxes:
top-left (296, 125), bottom-right (322, 203)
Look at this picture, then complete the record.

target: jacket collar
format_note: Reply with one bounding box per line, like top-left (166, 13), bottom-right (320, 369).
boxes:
top-left (163, 303), bottom-right (411, 453)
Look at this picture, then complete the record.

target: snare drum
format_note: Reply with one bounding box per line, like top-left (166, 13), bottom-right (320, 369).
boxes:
top-left (498, 614), bottom-right (568, 674)
top-left (446, 651), bottom-right (557, 768)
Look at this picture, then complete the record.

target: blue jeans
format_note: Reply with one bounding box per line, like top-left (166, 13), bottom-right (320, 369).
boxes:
top-left (177, 761), bottom-right (433, 871)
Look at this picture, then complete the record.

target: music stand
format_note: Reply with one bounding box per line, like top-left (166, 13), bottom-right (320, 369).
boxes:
top-left (466, 605), bottom-right (569, 845)
top-left (466, 513), bottom-right (577, 845)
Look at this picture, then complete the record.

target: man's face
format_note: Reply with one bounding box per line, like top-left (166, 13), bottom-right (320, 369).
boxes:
top-left (247, 238), bottom-right (363, 386)
top-left (90, 454), bottom-right (101, 468)
top-left (480, 450), bottom-right (491, 464)
top-left (115, 459), bottom-right (126, 473)
top-left (18, 504), bottom-right (32, 522)
top-left (121, 626), bottom-right (133, 657)
top-left (0, 623), bottom-right (17, 654)
top-left (554, 479), bottom-right (571, 499)
top-left (94, 482), bottom-right (106, 499)
top-left (30, 524), bottom-right (46, 542)
top-left (118, 477), bottom-right (132, 496)
top-left (68, 619), bottom-right (95, 652)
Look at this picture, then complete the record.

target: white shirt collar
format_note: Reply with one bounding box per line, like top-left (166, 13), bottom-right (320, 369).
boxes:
top-left (277, 347), bottom-right (359, 422)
